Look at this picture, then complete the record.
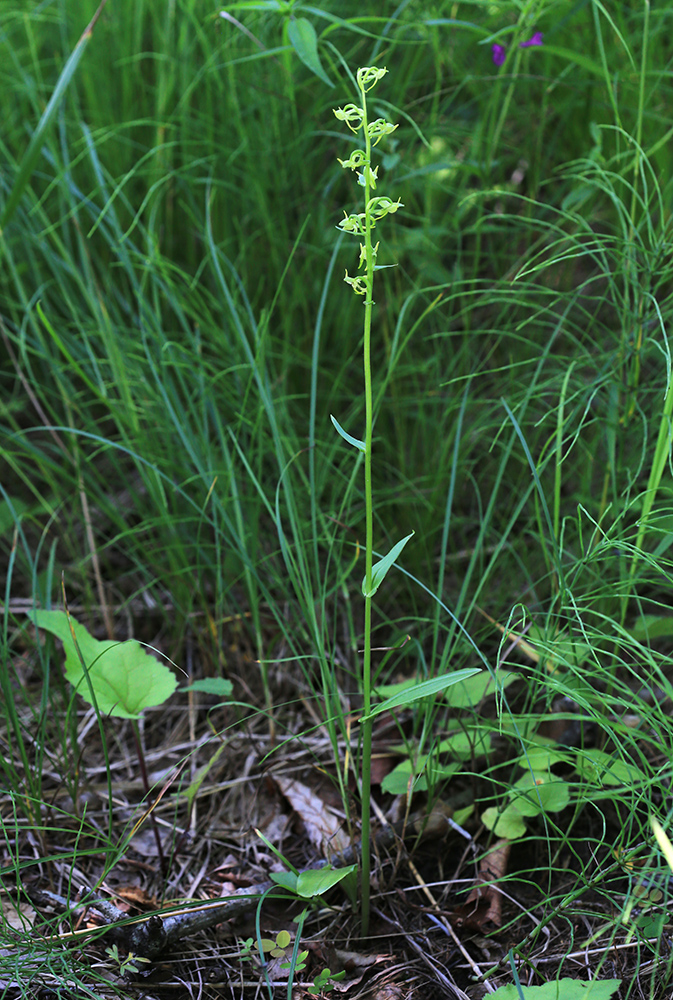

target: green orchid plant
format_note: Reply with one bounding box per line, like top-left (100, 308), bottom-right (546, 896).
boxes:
top-left (330, 67), bottom-right (480, 932)
top-left (331, 66), bottom-right (408, 935)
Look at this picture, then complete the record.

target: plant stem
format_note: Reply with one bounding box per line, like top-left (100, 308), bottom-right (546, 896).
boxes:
top-left (360, 78), bottom-right (375, 938)
top-left (131, 720), bottom-right (168, 876)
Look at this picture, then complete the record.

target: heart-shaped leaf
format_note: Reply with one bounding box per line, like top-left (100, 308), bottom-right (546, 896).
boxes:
top-left (32, 609), bottom-right (177, 719)
top-left (510, 773), bottom-right (570, 817)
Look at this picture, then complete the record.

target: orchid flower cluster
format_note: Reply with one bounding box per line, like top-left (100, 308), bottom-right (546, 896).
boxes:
top-left (492, 30), bottom-right (543, 66)
top-left (334, 67), bottom-right (402, 301)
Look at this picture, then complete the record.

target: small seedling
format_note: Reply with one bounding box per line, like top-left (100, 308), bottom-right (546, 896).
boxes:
top-left (104, 943), bottom-right (151, 978)
top-left (238, 930), bottom-right (345, 996)
top-left (240, 929), bottom-right (308, 967)
top-left (308, 967), bottom-right (347, 995)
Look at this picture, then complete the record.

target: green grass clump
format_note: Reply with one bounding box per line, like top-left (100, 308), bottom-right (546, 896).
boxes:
top-left (1, 0), bottom-right (673, 995)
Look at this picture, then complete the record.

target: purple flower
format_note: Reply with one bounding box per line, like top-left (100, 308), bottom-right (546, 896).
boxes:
top-left (492, 44), bottom-right (506, 66)
top-left (520, 31), bottom-right (543, 48)
top-left (492, 31), bottom-right (543, 65)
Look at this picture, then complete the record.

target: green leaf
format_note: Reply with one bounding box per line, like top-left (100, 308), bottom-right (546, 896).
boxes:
top-left (526, 624), bottom-right (592, 672)
top-left (270, 871), bottom-right (299, 892)
top-left (574, 749), bottom-right (647, 787)
top-left (497, 716), bottom-right (549, 742)
top-left (441, 670), bottom-right (517, 708)
top-left (275, 930), bottom-right (291, 949)
top-left (510, 773), bottom-right (570, 817)
top-left (0, 497), bottom-right (29, 534)
top-left (32, 609), bottom-right (177, 719)
top-left (629, 614), bottom-right (673, 641)
top-left (381, 759), bottom-right (421, 795)
top-left (489, 978), bottom-right (621, 999)
top-left (516, 747), bottom-right (568, 771)
top-left (437, 725), bottom-right (492, 761)
top-left (287, 18), bottom-right (333, 88)
top-left (296, 865), bottom-right (357, 898)
top-left (179, 678), bottom-right (233, 696)
top-left (381, 758), bottom-right (459, 795)
top-left (330, 414), bottom-right (365, 452)
top-left (362, 532), bottom-right (414, 598)
top-left (362, 668), bottom-right (481, 721)
top-left (481, 803), bottom-right (527, 839)
top-left (183, 741), bottom-right (228, 810)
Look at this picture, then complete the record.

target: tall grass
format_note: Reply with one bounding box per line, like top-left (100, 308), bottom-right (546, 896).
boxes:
top-left (1, 0), bottom-right (673, 993)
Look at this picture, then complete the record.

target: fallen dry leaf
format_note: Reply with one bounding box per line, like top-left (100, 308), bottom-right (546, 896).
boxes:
top-left (329, 952), bottom-right (392, 993)
top-left (454, 838), bottom-right (511, 931)
top-left (273, 775), bottom-right (350, 855)
top-left (0, 895), bottom-right (35, 931)
top-left (111, 885), bottom-right (157, 909)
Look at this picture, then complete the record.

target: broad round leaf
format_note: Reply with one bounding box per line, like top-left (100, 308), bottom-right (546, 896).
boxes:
top-left (489, 978), bottom-right (621, 999)
top-left (481, 803), bottom-right (527, 839)
top-left (32, 609), bottom-right (177, 718)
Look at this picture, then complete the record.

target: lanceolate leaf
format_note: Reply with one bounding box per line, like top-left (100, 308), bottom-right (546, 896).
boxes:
top-left (362, 531), bottom-right (414, 597)
top-left (361, 667), bottom-right (481, 721)
top-left (32, 609), bottom-right (177, 718)
top-left (287, 18), bottom-right (333, 88)
top-left (330, 414), bottom-right (366, 452)
top-left (296, 865), bottom-right (357, 898)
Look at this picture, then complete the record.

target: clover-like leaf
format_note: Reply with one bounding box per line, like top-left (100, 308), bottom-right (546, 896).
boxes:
top-left (32, 609), bottom-right (177, 719)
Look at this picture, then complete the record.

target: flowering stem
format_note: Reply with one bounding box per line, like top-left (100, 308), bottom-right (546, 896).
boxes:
top-left (360, 77), bottom-right (374, 937)
top-left (332, 66), bottom-right (401, 937)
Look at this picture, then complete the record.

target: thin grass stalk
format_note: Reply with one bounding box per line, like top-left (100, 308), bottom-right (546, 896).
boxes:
top-left (0, 0), bottom-right (109, 234)
top-left (624, 1), bottom-right (650, 421)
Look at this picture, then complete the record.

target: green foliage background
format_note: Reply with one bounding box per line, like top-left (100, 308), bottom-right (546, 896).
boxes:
top-left (2, 0), bottom-right (672, 777)
top-left (3, 1), bottom-right (673, 993)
